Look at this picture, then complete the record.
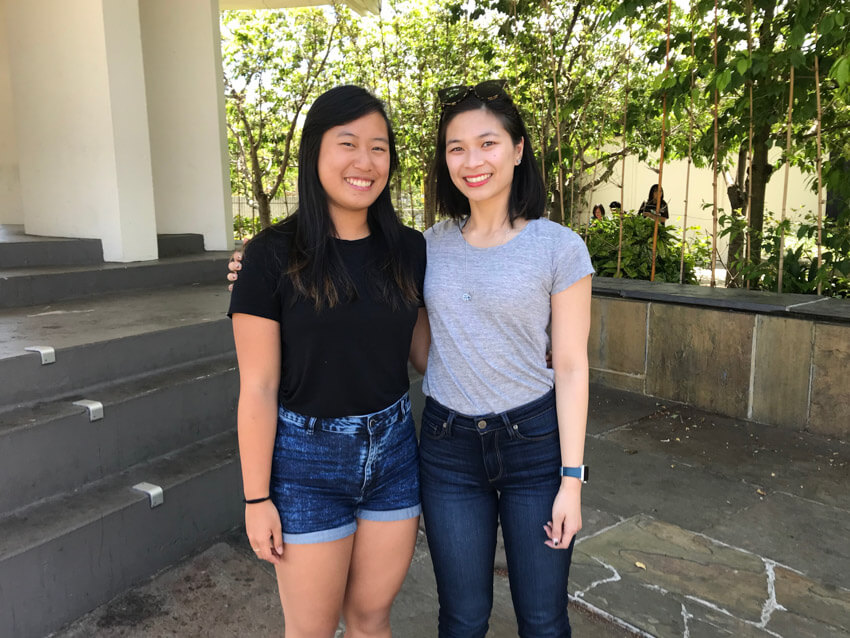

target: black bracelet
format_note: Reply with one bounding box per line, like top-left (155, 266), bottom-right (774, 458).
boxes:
top-left (243, 495), bottom-right (271, 504)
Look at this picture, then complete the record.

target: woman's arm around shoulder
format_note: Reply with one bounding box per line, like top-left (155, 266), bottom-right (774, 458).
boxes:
top-left (404, 225), bottom-right (429, 375)
top-left (409, 308), bottom-right (430, 375)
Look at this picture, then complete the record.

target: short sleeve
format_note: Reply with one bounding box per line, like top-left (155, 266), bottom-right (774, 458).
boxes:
top-left (227, 232), bottom-right (283, 322)
top-left (551, 226), bottom-right (594, 295)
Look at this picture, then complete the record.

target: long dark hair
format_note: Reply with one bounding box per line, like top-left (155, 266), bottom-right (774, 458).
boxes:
top-left (647, 184), bottom-right (666, 203)
top-left (281, 85), bottom-right (418, 310)
top-left (431, 86), bottom-right (545, 223)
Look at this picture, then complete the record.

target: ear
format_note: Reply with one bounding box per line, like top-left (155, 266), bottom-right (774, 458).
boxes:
top-left (514, 138), bottom-right (524, 164)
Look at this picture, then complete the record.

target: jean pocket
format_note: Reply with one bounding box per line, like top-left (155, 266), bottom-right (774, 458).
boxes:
top-left (511, 409), bottom-right (558, 441)
top-left (420, 413), bottom-right (448, 441)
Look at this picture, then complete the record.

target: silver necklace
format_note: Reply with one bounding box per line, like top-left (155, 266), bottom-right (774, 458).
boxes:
top-left (461, 221), bottom-right (473, 302)
top-left (460, 218), bottom-right (512, 302)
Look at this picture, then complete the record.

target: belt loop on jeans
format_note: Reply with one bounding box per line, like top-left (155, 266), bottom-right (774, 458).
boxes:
top-left (444, 412), bottom-right (456, 436)
top-left (306, 416), bottom-right (318, 434)
top-left (499, 411), bottom-right (517, 439)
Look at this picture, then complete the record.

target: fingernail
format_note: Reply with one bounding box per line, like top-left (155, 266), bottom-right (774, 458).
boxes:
top-left (276, 546), bottom-right (283, 553)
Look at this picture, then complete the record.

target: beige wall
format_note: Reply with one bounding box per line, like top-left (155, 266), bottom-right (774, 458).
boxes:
top-left (585, 150), bottom-right (819, 256)
top-left (0, 0), bottom-right (23, 224)
top-left (139, 0), bottom-right (232, 251)
top-left (5, 0), bottom-right (157, 261)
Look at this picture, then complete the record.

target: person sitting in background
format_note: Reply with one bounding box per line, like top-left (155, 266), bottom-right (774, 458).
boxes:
top-left (590, 203), bottom-right (605, 225)
top-left (637, 184), bottom-right (669, 224)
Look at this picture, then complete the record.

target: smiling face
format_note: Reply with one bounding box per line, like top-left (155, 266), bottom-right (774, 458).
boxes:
top-left (444, 107), bottom-right (523, 211)
top-left (317, 111), bottom-right (391, 222)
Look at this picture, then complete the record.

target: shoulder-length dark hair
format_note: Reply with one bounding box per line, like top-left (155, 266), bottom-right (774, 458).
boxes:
top-left (430, 86), bottom-right (546, 223)
top-left (281, 85), bottom-right (418, 310)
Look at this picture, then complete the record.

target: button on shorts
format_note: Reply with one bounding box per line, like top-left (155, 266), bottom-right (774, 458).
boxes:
top-left (270, 392), bottom-right (421, 544)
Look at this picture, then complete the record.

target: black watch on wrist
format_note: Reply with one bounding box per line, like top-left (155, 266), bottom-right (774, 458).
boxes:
top-left (560, 465), bottom-right (589, 483)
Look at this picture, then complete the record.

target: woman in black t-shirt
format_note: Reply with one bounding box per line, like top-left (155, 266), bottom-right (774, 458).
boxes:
top-left (637, 184), bottom-right (669, 224)
top-left (228, 86), bottom-right (427, 637)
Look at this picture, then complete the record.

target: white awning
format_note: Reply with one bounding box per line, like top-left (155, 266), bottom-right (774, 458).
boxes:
top-left (220, 0), bottom-right (380, 16)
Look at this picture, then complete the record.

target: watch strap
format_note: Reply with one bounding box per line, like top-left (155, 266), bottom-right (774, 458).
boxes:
top-left (560, 465), bottom-right (589, 483)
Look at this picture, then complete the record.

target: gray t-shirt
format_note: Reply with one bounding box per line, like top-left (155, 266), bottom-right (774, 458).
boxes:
top-left (422, 217), bottom-right (594, 415)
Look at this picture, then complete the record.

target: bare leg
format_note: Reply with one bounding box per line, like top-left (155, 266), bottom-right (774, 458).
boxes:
top-left (342, 516), bottom-right (419, 638)
top-left (274, 535), bottom-right (355, 638)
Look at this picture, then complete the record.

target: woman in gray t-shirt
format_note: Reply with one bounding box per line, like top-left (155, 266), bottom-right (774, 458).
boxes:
top-left (413, 80), bottom-right (593, 637)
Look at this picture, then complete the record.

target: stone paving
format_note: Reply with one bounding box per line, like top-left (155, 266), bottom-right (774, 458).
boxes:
top-left (572, 387), bottom-right (850, 636)
top-left (55, 528), bottom-right (631, 638)
top-left (53, 384), bottom-right (850, 637)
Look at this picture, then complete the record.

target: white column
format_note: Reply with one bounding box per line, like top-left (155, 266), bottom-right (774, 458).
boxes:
top-left (5, 0), bottom-right (157, 261)
top-left (0, 0), bottom-right (23, 225)
top-left (139, 0), bottom-right (233, 251)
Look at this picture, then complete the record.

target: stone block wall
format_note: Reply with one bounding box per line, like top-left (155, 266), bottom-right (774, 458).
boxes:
top-left (589, 280), bottom-right (850, 439)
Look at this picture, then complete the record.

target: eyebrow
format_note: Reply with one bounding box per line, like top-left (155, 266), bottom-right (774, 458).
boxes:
top-left (446, 131), bottom-right (500, 145)
top-left (337, 131), bottom-right (390, 144)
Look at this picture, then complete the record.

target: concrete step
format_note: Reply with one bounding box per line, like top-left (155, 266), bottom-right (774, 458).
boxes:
top-left (0, 252), bottom-right (232, 308)
top-left (156, 233), bottom-right (206, 258)
top-left (0, 225), bottom-right (103, 268)
top-left (0, 430), bottom-right (242, 638)
top-left (0, 355), bottom-right (237, 514)
top-left (0, 284), bottom-right (235, 408)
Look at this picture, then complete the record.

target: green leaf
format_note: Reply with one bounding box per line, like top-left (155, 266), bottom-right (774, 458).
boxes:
top-left (835, 11), bottom-right (845, 27)
top-left (736, 58), bottom-right (748, 76)
top-left (716, 68), bottom-right (732, 92)
top-left (833, 57), bottom-right (850, 87)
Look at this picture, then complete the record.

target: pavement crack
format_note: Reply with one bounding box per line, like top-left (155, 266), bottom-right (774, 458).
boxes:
top-left (576, 516), bottom-right (629, 545)
top-left (774, 490), bottom-right (850, 514)
top-left (568, 598), bottom-right (655, 638)
top-left (681, 603), bottom-right (693, 638)
top-left (683, 595), bottom-right (784, 638)
top-left (758, 559), bottom-right (787, 629)
top-left (573, 556), bottom-right (621, 599)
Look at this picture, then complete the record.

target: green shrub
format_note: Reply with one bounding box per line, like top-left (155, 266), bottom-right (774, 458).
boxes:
top-left (582, 215), bottom-right (709, 284)
top-left (233, 214), bottom-right (286, 240)
top-left (730, 212), bottom-right (850, 297)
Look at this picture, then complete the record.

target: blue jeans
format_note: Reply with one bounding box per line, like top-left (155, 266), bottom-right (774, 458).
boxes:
top-left (271, 392), bottom-right (420, 544)
top-left (419, 390), bottom-right (573, 638)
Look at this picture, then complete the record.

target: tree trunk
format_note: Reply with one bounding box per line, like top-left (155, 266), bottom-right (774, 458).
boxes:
top-left (257, 191), bottom-right (272, 230)
top-left (423, 160), bottom-right (437, 229)
top-left (748, 127), bottom-right (771, 276)
top-left (725, 144), bottom-right (748, 287)
top-left (549, 188), bottom-right (563, 225)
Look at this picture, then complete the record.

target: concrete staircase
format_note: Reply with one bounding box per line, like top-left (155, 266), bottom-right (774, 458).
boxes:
top-left (0, 228), bottom-right (242, 638)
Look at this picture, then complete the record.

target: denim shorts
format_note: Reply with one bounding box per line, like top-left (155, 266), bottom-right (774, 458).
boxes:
top-left (270, 392), bottom-right (420, 544)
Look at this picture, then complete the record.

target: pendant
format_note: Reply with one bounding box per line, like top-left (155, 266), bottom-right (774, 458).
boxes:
top-left (462, 292), bottom-right (472, 302)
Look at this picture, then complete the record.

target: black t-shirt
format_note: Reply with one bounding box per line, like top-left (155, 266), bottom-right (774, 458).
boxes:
top-left (228, 221), bottom-right (426, 418)
top-left (638, 199), bottom-right (669, 220)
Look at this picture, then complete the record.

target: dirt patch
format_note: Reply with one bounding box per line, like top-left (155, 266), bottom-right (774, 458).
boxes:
top-left (97, 592), bottom-right (166, 628)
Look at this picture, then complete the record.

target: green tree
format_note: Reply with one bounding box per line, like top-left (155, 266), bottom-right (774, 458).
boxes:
top-left (616, 0), bottom-right (850, 285)
top-left (221, 7), bottom-right (350, 229)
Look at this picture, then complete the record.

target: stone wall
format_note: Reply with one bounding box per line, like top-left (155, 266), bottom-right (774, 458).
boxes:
top-left (589, 279), bottom-right (850, 439)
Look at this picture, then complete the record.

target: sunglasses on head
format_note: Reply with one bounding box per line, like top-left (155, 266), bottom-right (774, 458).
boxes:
top-left (438, 79), bottom-right (508, 108)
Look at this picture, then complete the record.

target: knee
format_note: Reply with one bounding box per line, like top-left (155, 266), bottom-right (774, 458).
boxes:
top-left (283, 615), bottom-right (340, 638)
top-left (342, 604), bottom-right (391, 637)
